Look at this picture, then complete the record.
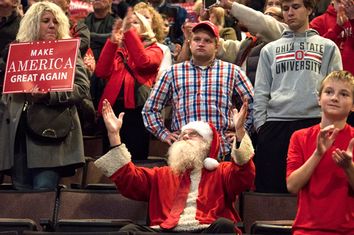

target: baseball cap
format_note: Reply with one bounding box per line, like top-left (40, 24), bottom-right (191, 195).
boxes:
top-left (192, 21), bottom-right (220, 39)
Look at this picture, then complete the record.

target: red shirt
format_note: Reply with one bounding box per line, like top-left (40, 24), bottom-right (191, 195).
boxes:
top-left (287, 124), bottom-right (354, 235)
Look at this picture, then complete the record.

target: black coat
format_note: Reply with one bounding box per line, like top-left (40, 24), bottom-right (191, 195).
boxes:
top-left (83, 13), bottom-right (115, 61)
top-left (0, 11), bottom-right (21, 52)
top-left (0, 11), bottom-right (21, 91)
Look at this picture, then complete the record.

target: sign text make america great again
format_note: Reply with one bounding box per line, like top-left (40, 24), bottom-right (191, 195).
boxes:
top-left (3, 39), bottom-right (79, 94)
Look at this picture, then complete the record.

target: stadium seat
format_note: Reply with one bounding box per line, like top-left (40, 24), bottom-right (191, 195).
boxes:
top-left (23, 231), bottom-right (128, 235)
top-left (240, 192), bottom-right (297, 233)
top-left (0, 218), bottom-right (36, 233)
top-left (0, 231), bottom-right (19, 235)
top-left (0, 190), bottom-right (57, 232)
top-left (54, 188), bottom-right (148, 232)
top-left (250, 220), bottom-right (293, 234)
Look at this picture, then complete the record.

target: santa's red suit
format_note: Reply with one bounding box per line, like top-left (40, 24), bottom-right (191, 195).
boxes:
top-left (95, 128), bottom-right (255, 233)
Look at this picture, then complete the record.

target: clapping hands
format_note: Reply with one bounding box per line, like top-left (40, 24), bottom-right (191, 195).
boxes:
top-left (332, 138), bottom-right (354, 170)
top-left (316, 124), bottom-right (339, 157)
top-left (111, 19), bottom-right (123, 45)
top-left (122, 9), bottom-right (135, 32)
top-left (336, 0), bottom-right (354, 25)
top-left (316, 124), bottom-right (354, 170)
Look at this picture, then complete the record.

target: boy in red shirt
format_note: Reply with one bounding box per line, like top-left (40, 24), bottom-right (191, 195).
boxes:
top-left (286, 70), bottom-right (354, 235)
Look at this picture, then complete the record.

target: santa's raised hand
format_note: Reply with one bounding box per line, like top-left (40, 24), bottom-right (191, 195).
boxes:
top-left (102, 99), bottom-right (125, 146)
top-left (233, 98), bottom-right (248, 141)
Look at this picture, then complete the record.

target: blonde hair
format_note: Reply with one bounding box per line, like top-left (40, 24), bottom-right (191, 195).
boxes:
top-left (193, 0), bottom-right (203, 16)
top-left (16, 1), bottom-right (70, 42)
top-left (134, 11), bottom-right (156, 44)
top-left (134, 2), bottom-right (165, 43)
top-left (209, 7), bottom-right (225, 27)
top-left (319, 70), bottom-right (354, 100)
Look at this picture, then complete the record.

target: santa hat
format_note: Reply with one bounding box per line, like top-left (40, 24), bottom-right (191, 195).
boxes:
top-left (181, 121), bottom-right (220, 171)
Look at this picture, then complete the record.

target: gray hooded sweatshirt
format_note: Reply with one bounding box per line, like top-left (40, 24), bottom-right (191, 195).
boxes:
top-left (253, 29), bottom-right (342, 130)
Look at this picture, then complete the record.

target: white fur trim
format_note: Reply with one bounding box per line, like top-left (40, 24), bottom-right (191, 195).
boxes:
top-left (231, 133), bottom-right (254, 165)
top-left (181, 121), bottom-right (213, 142)
top-left (94, 144), bottom-right (131, 177)
top-left (173, 170), bottom-right (209, 231)
top-left (203, 158), bottom-right (219, 171)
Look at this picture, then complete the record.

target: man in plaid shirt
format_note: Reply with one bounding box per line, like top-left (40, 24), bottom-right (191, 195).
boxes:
top-left (142, 21), bottom-right (254, 158)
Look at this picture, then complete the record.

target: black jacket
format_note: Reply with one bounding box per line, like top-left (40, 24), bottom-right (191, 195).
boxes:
top-left (0, 10), bottom-right (21, 92)
top-left (83, 13), bottom-right (115, 61)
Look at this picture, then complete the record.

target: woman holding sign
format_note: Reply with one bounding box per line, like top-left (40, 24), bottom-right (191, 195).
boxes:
top-left (0, 1), bottom-right (90, 190)
top-left (95, 10), bottom-right (163, 160)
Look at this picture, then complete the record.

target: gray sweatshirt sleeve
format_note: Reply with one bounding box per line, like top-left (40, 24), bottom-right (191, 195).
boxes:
top-left (230, 2), bottom-right (287, 43)
top-left (326, 43), bottom-right (343, 73)
top-left (253, 46), bottom-right (273, 130)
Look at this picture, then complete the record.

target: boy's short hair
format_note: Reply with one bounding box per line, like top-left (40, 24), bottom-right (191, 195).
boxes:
top-left (318, 70), bottom-right (354, 100)
top-left (280, 0), bottom-right (316, 10)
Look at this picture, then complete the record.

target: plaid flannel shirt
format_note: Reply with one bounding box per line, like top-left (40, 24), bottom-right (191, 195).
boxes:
top-left (142, 59), bottom-right (254, 157)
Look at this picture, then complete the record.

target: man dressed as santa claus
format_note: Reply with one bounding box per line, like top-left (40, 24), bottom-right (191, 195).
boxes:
top-left (95, 98), bottom-right (255, 234)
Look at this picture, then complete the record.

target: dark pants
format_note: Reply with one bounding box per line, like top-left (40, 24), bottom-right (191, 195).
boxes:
top-left (119, 218), bottom-right (239, 234)
top-left (254, 119), bottom-right (320, 193)
top-left (102, 100), bottom-right (150, 160)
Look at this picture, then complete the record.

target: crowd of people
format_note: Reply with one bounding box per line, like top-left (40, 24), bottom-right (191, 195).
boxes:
top-left (0, 0), bottom-right (353, 234)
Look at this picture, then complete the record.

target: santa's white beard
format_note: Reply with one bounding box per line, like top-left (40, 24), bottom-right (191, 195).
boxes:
top-left (168, 139), bottom-right (210, 175)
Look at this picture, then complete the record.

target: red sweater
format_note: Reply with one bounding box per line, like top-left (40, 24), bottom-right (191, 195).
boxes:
top-left (287, 124), bottom-right (354, 235)
top-left (95, 29), bottom-right (163, 113)
top-left (310, 4), bottom-right (353, 74)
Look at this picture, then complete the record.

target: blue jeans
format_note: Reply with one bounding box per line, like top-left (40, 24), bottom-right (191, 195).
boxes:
top-left (32, 169), bottom-right (60, 190)
top-left (12, 168), bottom-right (60, 191)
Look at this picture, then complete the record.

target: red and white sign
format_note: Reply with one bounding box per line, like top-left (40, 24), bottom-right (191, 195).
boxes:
top-left (3, 39), bottom-right (80, 94)
top-left (70, 0), bottom-right (93, 21)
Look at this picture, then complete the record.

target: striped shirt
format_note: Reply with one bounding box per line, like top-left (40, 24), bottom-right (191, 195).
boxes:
top-left (142, 59), bottom-right (254, 157)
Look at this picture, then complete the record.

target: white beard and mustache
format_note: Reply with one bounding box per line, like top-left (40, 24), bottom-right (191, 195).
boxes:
top-left (168, 139), bottom-right (210, 175)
